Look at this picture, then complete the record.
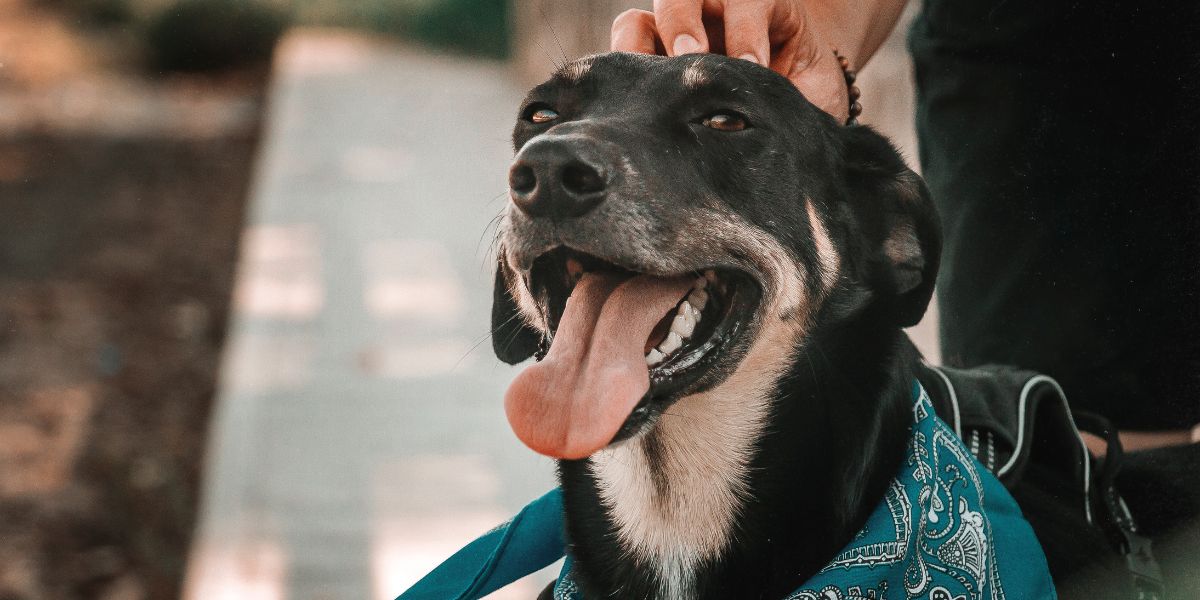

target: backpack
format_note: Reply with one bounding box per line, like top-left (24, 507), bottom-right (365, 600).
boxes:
top-left (916, 363), bottom-right (1165, 600)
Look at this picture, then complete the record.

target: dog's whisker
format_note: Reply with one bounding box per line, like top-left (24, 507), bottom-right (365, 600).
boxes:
top-left (453, 316), bottom-right (523, 370)
top-left (536, 3), bottom-right (570, 67)
top-left (486, 189), bottom-right (509, 207)
top-left (451, 340), bottom-right (489, 371)
top-left (474, 205), bottom-right (508, 268)
top-left (525, 22), bottom-right (565, 73)
top-left (456, 321), bottom-right (522, 371)
top-left (497, 316), bottom-right (536, 359)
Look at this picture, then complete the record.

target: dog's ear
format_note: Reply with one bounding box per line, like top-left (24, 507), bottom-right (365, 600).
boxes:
top-left (491, 260), bottom-right (542, 364)
top-left (840, 126), bottom-right (942, 327)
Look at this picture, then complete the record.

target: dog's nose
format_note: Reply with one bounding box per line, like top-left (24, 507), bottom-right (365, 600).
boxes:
top-left (508, 139), bottom-right (609, 219)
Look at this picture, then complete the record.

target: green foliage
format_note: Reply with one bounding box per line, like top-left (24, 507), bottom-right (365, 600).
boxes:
top-left (292, 0), bottom-right (509, 58)
top-left (62, 0), bottom-right (509, 72)
top-left (390, 0), bottom-right (508, 58)
top-left (73, 0), bottom-right (136, 26)
top-left (145, 0), bottom-right (287, 71)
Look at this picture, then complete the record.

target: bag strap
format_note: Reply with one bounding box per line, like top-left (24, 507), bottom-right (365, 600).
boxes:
top-left (1072, 412), bottom-right (1166, 600)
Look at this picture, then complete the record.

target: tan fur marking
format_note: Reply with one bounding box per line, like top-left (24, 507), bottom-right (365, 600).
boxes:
top-left (682, 61), bottom-right (708, 88)
top-left (589, 219), bottom-right (808, 597)
top-left (704, 214), bottom-right (809, 321)
top-left (806, 200), bottom-right (841, 293)
top-left (507, 273), bottom-right (544, 332)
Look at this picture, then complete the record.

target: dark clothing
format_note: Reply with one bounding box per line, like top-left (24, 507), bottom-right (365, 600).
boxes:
top-left (909, 0), bottom-right (1200, 429)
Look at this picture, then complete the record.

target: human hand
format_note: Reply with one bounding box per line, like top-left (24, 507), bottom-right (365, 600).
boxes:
top-left (611, 0), bottom-right (851, 123)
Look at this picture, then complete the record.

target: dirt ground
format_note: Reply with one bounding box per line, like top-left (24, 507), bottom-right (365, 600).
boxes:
top-left (0, 1), bottom-right (267, 598)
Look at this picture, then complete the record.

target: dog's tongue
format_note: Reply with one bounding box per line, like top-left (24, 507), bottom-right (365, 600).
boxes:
top-left (505, 272), bottom-right (692, 459)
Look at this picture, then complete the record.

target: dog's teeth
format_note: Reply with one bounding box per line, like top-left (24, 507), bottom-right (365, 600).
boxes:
top-left (688, 289), bottom-right (708, 308)
top-left (671, 312), bottom-right (695, 338)
top-left (677, 300), bottom-right (696, 321)
top-left (646, 348), bottom-right (665, 366)
top-left (694, 276), bottom-right (707, 290)
top-left (679, 301), bottom-right (697, 323)
top-left (659, 331), bottom-right (683, 355)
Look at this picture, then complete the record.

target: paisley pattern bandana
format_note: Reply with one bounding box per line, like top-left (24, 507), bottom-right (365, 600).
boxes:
top-left (399, 383), bottom-right (1056, 600)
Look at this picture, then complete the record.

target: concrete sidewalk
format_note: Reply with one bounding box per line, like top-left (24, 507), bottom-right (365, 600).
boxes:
top-left (184, 31), bottom-right (557, 600)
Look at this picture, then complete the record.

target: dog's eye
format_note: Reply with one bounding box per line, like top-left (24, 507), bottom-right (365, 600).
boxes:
top-left (524, 105), bottom-right (559, 124)
top-left (701, 112), bottom-right (748, 132)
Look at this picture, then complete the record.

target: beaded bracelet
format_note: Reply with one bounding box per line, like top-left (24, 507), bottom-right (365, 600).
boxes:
top-left (832, 48), bottom-right (862, 126)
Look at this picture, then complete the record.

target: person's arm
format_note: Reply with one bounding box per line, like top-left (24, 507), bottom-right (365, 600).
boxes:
top-left (611, 0), bottom-right (910, 122)
top-left (805, 0), bottom-right (910, 72)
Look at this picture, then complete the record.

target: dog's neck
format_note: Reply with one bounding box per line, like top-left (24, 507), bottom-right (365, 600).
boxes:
top-left (557, 311), bottom-right (916, 600)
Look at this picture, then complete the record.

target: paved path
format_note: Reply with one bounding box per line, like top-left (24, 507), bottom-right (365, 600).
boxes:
top-left (185, 31), bottom-right (557, 600)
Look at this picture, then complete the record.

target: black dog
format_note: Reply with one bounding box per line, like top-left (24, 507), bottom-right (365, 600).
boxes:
top-left (489, 52), bottom-right (1193, 599)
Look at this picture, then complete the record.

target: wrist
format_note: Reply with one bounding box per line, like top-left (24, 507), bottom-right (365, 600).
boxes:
top-left (805, 0), bottom-right (910, 70)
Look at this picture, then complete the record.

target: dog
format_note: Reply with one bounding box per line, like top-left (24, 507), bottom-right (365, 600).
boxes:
top-left (487, 52), bottom-right (1192, 599)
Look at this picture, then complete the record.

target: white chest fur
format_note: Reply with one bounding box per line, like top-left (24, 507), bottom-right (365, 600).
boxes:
top-left (582, 209), bottom-right (822, 597)
top-left (587, 309), bottom-right (800, 597)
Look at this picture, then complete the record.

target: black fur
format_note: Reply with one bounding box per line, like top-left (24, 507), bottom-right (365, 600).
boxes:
top-left (492, 258), bottom-right (542, 364)
top-left (491, 52), bottom-right (1190, 598)
top-left (490, 52), bottom-right (941, 599)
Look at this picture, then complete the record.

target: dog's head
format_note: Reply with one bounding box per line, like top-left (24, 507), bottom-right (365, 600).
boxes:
top-left (492, 52), bottom-right (939, 459)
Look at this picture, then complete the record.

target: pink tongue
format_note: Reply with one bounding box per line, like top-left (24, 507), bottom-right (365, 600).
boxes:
top-left (505, 272), bottom-right (692, 459)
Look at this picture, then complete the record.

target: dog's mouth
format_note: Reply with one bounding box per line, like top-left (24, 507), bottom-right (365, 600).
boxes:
top-left (533, 248), bottom-right (757, 390)
top-left (504, 246), bottom-right (762, 460)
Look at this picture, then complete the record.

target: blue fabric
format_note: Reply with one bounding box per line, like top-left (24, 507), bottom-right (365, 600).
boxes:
top-left (770, 383), bottom-right (1056, 600)
top-left (399, 383), bottom-right (1056, 600)
top-left (397, 489), bottom-right (566, 600)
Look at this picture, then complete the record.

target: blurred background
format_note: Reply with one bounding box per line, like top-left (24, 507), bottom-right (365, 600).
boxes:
top-left (0, 1), bottom-right (930, 598)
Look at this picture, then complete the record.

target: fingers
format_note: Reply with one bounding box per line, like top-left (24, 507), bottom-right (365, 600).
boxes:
top-left (764, 5), bottom-right (850, 123)
top-left (653, 0), bottom-right (708, 56)
top-left (611, 8), bottom-right (660, 54)
top-left (609, 0), bottom-right (851, 124)
top-left (788, 46), bottom-right (850, 123)
top-left (723, 0), bottom-right (771, 66)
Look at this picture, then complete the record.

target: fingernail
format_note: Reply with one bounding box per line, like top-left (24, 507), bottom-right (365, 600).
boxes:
top-left (738, 53), bottom-right (760, 65)
top-left (673, 34), bottom-right (702, 55)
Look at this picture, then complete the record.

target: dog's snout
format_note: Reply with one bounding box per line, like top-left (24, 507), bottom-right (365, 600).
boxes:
top-left (560, 161), bottom-right (605, 195)
top-left (509, 164), bottom-right (537, 194)
top-left (509, 139), bottom-right (610, 220)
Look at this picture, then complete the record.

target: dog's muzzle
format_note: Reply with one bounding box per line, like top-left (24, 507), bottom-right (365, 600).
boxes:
top-left (508, 135), bottom-right (614, 221)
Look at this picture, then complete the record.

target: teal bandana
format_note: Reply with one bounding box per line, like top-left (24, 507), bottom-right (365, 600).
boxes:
top-left (399, 382), bottom-right (1056, 600)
